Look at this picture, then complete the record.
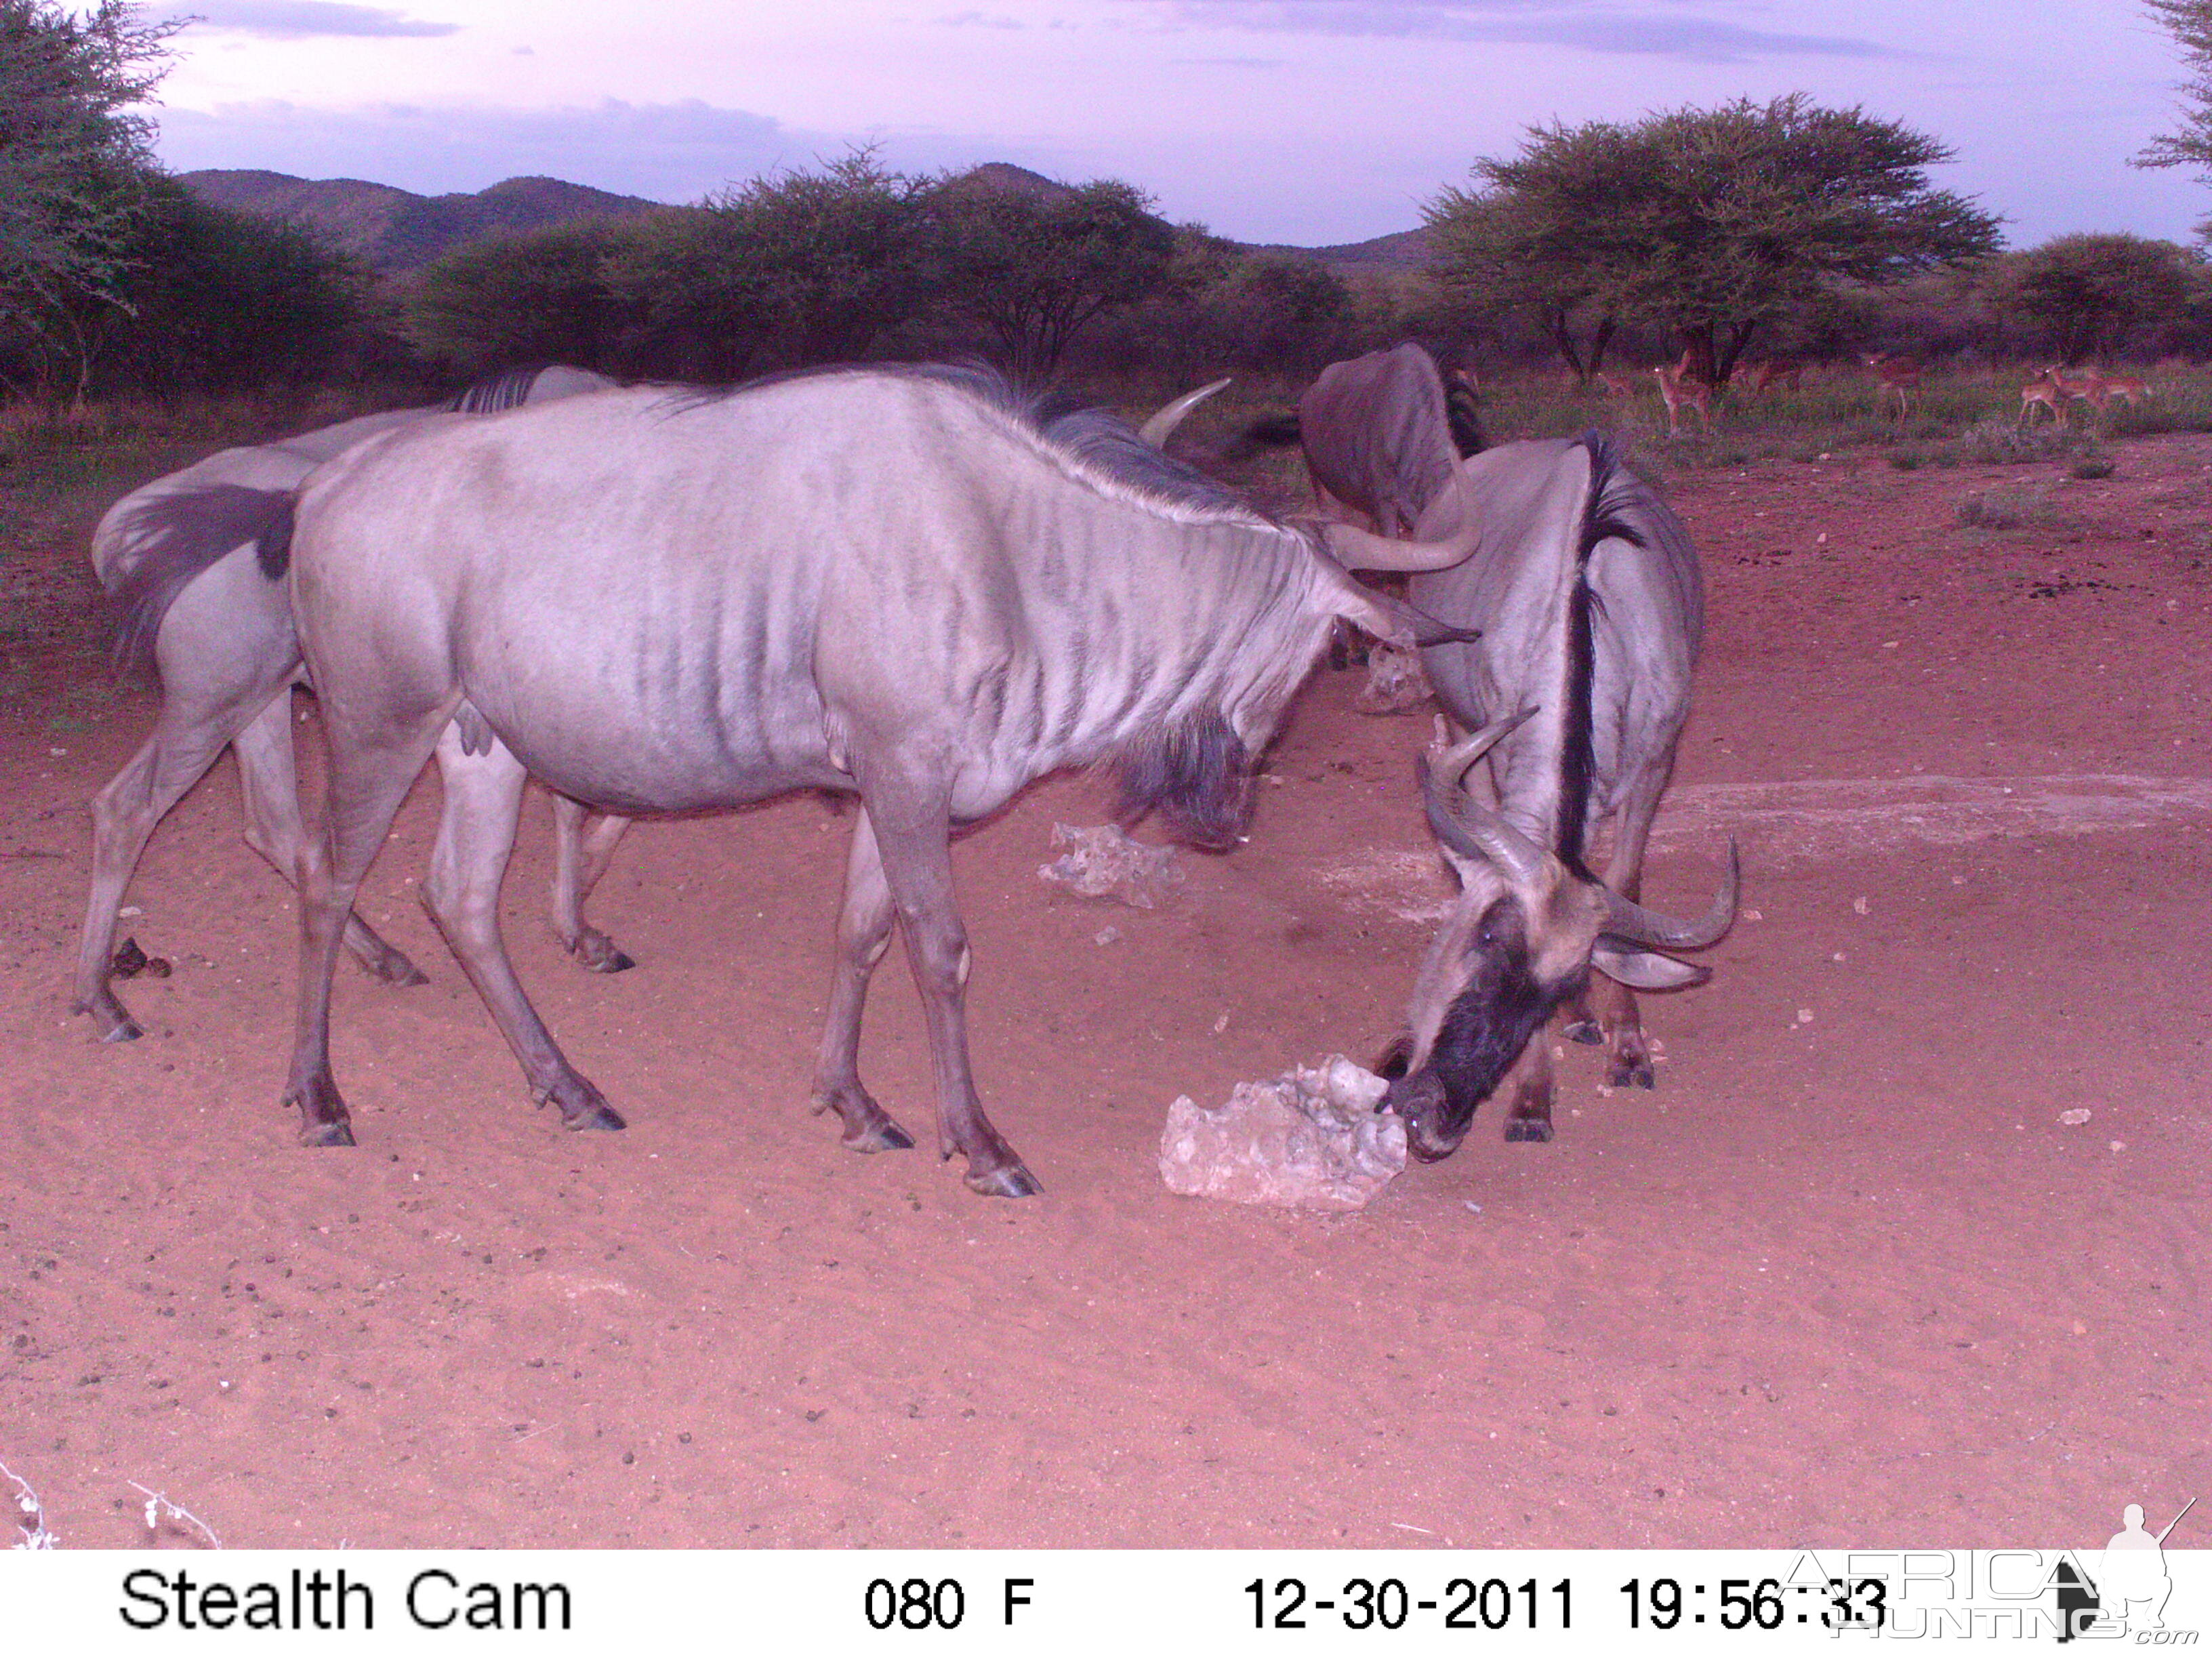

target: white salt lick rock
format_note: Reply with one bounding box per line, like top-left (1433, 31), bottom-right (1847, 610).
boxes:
top-left (1159, 1055), bottom-right (1407, 1211)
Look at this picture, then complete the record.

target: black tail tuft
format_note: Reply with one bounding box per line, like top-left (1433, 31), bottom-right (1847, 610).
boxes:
top-left (1221, 411), bottom-right (1301, 462)
top-left (1446, 384), bottom-right (1486, 458)
top-left (108, 485), bottom-right (299, 674)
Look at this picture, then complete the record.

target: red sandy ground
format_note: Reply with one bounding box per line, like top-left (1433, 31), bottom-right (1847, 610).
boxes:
top-left (1, 434), bottom-right (2207, 1550)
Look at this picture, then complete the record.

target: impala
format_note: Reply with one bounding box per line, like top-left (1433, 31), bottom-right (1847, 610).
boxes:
top-left (1651, 363), bottom-right (1712, 435)
top-left (1863, 352), bottom-right (1922, 419)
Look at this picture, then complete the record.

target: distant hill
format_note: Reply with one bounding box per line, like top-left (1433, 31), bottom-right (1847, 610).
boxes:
top-left (180, 164), bottom-right (1431, 277)
top-left (179, 170), bottom-right (666, 272)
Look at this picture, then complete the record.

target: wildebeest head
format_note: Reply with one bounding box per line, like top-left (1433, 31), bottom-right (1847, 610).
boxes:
top-left (1381, 713), bottom-right (1738, 1161)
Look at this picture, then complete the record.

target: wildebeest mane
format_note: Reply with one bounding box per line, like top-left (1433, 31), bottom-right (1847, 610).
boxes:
top-left (1555, 433), bottom-right (1644, 869)
top-left (672, 360), bottom-right (1267, 523)
top-left (108, 485), bottom-right (298, 672)
top-left (445, 365), bottom-right (549, 413)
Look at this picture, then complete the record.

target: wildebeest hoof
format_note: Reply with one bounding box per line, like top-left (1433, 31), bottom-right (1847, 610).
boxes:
top-left (571, 929), bottom-right (636, 974)
top-left (539, 1075), bottom-right (626, 1130)
top-left (844, 1120), bottom-right (915, 1153)
top-left (356, 946), bottom-right (429, 987)
top-left (91, 1007), bottom-right (144, 1044)
top-left (1610, 1056), bottom-right (1657, 1090)
top-left (965, 1161), bottom-right (1043, 1198)
top-left (1563, 1018), bottom-right (1603, 1046)
top-left (1504, 1118), bottom-right (1555, 1143)
top-left (300, 1120), bottom-right (356, 1147)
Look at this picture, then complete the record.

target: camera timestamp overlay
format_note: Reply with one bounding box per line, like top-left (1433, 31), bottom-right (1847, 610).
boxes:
top-left (1, 1542), bottom-right (2206, 1652)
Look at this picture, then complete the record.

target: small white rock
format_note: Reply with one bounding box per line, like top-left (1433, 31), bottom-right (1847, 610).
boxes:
top-left (1852, 896), bottom-right (1870, 916)
top-left (2059, 1109), bottom-right (2092, 1127)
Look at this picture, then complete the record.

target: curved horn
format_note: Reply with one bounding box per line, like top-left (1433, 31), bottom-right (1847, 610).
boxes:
top-left (1138, 377), bottom-right (1231, 449)
top-left (1321, 464), bottom-right (1483, 573)
top-left (1601, 840), bottom-right (1740, 951)
top-left (1418, 708), bottom-right (1544, 885)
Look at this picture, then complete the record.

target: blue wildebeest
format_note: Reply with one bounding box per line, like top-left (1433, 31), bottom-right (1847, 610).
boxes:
top-left (1380, 435), bottom-right (1738, 1158)
top-left (1286, 342), bottom-right (1484, 535)
top-left (266, 364), bottom-right (1486, 1195)
top-left (71, 365), bottom-right (632, 1044)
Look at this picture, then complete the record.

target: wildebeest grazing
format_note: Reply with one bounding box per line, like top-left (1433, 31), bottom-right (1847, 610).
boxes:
top-left (270, 365), bottom-right (1488, 1195)
top-left (1283, 343), bottom-right (1486, 534)
top-left (1380, 436), bottom-right (1737, 1158)
top-left (70, 366), bottom-right (631, 1044)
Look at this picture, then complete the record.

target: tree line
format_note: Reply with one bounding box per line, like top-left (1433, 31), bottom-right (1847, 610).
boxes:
top-left (5, 0), bottom-right (2212, 411)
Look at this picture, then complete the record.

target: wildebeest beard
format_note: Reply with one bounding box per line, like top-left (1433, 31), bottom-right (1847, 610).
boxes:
top-left (1388, 934), bottom-right (1568, 1159)
top-left (1115, 709), bottom-right (1252, 853)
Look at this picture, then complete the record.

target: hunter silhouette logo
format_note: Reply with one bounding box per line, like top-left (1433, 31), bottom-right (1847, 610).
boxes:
top-left (2057, 1496), bottom-right (2196, 1641)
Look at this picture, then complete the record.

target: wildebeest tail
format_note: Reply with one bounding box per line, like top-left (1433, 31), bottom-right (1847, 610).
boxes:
top-left (1220, 411), bottom-right (1302, 462)
top-left (108, 485), bottom-right (298, 673)
top-left (1446, 383), bottom-right (1486, 457)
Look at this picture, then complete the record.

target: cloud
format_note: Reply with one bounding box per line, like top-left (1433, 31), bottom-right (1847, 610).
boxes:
top-left (178, 1), bottom-right (459, 39)
top-left (1164, 1), bottom-right (1903, 64)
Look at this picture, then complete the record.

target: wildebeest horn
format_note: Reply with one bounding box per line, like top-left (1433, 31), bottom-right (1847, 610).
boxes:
top-left (1321, 466), bottom-right (1482, 573)
top-left (1418, 708), bottom-right (1545, 885)
top-left (1139, 377), bottom-right (1231, 449)
top-left (1601, 840), bottom-right (1741, 950)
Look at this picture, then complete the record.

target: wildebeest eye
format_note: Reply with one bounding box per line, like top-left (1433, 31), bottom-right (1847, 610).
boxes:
top-left (1473, 896), bottom-right (1519, 954)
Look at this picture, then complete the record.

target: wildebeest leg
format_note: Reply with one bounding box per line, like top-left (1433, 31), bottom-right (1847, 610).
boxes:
top-left (548, 794), bottom-right (635, 972)
top-left (1502, 1037), bottom-right (1555, 1143)
top-left (233, 692), bottom-right (430, 989)
top-left (859, 777), bottom-right (1040, 1197)
top-left (808, 808), bottom-right (916, 1153)
top-left (1592, 764), bottom-right (1673, 1089)
top-left (283, 714), bottom-right (453, 1147)
top-left (418, 731), bottom-right (624, 1132)
top-left (73, 688), bottom-right (283, 1042)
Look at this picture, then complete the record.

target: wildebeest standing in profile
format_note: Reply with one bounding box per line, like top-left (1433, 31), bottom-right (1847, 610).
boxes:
top-left (272, 365), bottom-right (1486, 1195)
top-left (1381, 436), bottom-right (1737, 1158)
top-left (70, 366), bottom-right (632, 1044)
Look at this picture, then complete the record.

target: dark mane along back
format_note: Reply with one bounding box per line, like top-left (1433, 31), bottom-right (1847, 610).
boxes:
top-left (445, 365), bottom-right (548, 413)
top-left (108, 486), bottom-right (298, 672)
top-left (674, 359), bottom-right (1263, 520)
top-left (1555, 432), bottom-right (1645, 870)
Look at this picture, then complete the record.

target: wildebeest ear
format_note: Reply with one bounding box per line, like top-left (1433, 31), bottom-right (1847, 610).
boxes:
top-left (1590, 942), bottom-right (1711, 991)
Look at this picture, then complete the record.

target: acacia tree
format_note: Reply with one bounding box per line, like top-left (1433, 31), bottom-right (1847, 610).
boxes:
top-left (603, 148), bottom-right (928, 379)
top-left (924, 176), bottom-right (1176, 377)
top-left (1990, 232), bottom-right (2197, 362)
top-left (0, 0), bottom-right (180, 403)
top-left (2139, 0), bottom-right (2212, 232)
top-left (406, 222), bottom-right (628, 376)
top-left (1427, 95), bottom-right (2001, 384)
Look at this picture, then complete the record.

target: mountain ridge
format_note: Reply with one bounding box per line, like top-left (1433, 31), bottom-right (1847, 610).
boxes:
top-left (178, 165), bottom-right (1429, 276)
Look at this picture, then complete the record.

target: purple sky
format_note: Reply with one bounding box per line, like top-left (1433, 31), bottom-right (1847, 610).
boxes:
top-left (149, 0), bottom-right (2209, 248)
